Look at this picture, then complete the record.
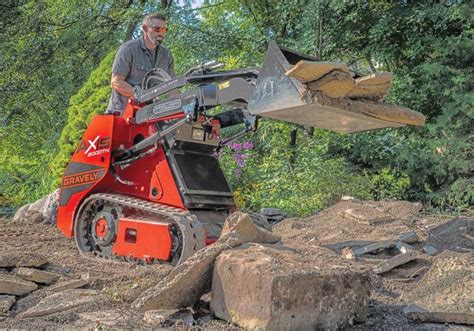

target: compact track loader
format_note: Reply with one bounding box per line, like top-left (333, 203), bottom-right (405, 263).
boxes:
top-left (57, 42), bottom-right (425, 265)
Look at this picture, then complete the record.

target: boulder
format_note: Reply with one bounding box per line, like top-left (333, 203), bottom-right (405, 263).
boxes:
top-left (0, 273), bottom-right (38, 296)
top-left (0, 295), bottom-right (16, 315)
top-left (210, 244), bottom-right (371, 330)
top-left (0, 252), bottom-right (48, 268)
top-left (399, 231), bottom-right (419, 244)
top-left (12, 204), bottom-right (30, 223)
top-left (20, 289), bottom-right (97, 318)
top-left (12, 189), bottom-right (59, 225)
top-left (132, 212), bottom-right (280, 312)
top-left (15, 267), bottom-right (60, 284)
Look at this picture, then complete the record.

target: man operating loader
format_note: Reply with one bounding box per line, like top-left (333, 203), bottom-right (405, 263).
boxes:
top-left (106, 13), bottom-right (175, 114)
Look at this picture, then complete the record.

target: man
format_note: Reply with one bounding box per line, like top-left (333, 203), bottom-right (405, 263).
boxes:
top-left (106, 13), bottom-right (175, 114)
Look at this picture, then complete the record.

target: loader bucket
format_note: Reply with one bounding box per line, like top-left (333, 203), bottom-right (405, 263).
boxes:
top-left (248, 42), bottom-right (425, 133)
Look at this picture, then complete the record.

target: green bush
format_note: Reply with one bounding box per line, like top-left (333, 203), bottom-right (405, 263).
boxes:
top-left (50, 52), bottom-right (114, 189)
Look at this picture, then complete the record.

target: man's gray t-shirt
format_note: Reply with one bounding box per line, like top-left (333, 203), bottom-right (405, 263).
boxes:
top-left (107, 37), bottom-right (175, 113)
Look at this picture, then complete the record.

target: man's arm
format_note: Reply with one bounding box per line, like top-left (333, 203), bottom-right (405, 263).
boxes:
top-left (111, 73), bottom-right (134, 98)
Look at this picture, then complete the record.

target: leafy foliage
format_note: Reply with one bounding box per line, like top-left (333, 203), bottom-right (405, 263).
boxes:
top-left (1, 0), bottom-right (471, 215)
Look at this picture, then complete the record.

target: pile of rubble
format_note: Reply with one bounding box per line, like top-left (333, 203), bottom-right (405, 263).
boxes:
top-left (0, 253), bottom-right (90, 318)
top-left (1, 196), bottom-right (472, 329)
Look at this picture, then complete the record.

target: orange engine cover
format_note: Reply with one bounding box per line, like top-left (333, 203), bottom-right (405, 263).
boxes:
top-left (112, 218), bottom-right (173, 261)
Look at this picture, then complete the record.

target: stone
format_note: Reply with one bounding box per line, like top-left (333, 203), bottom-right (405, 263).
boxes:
top-left (46, 279), bottom-right (88, 293)
top-left (0, 273), bottom-right (38, 296)
top-left (13, 189), bottom-right (60, 225)
top-left (399, 231), bottom-right (419, 244)
top-left (143, 309), bottom-right (195, 326)
top-left (20, 289), bottom-right (97, 318)
top-left (325, 240), bottom-right (375, 250)
top-left (423, 244), bottom-right (439, 256)
top-left (78, 309), bottom-right (129, 326)
top-left (210, 244), bottom-right (371, 331)
top-left (373, 251), bottom-right (419, 275)
top-left (0, 295), bottom-right (16, 315)
top-left (353, 240), bottom-right (395, 256)
top-left (342, 247), bottom-right (356, 260)
top-left (0, 252), bottom-right (48, 268)
top-left (132, 212), bottom-right (280, 312)
top-left (12, 204), bottom-right (30, 223)
top-left (15, 267), bottom-right (60, 285)
top-left (395, 241), bottom-right (413, 254)
top-left (343, 208), bottom-right (393, 226)
top-left (341, 195), bottom-right (355, 201)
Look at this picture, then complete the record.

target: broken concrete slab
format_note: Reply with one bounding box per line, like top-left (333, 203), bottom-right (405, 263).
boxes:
top-left (143, 309), bottom-right (195, 326)
top-left (210, 244), bottom-right (371, 330)
top-left (45, 279), bottom-right (88, 293)
top-left (399, 231), bottom-right (419, 244)
top-left (0, 273), bottom-right (38, 296)
top-left (406, 311), bottom-right (474, 325)
top-left (132, 212), bottom-right (280, 312)
top-left (0, 252), bottom-right (48, 268)
top-left (353, 240), bottom-right (395, 256)
top-left (373, 251), bottom-right (419, 274)
top-left (423, 245), bottom-right (439, 256)
top-left (0, 295), bottom-right (16, 315)
top-left (343, 207), bottom-right (394, 226)
top-left (78, 309), bottom-right (129, 326)
top-left (15, 267), bottom-right (60, 285)
top-left (20, 289), bottom-right (97, 318)
top-left (285, 60), bottom-right (350, 83)
top-left (307, 70), bottom-right (355, 98)
top-left (325, 240), bottom-right (376, 250)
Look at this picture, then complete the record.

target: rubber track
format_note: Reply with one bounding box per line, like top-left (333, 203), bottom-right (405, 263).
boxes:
top-left (75, 193), bottom-right (206, 266)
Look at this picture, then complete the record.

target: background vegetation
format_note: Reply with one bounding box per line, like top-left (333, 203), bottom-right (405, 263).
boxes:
top-left (1, 0), bottom-right (472, 216)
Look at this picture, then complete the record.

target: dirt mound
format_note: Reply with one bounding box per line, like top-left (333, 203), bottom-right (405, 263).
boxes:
top-left (273, 199), bottom-right (421, 246)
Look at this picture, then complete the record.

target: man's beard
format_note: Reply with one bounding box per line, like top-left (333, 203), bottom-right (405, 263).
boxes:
top-left (148, 34), bottom-right (162, 46)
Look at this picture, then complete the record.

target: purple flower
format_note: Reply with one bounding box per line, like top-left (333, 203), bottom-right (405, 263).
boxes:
top-left (242, 141), bottom-right (254, 150)
top-left (231, 143), bottom-right (242, 151)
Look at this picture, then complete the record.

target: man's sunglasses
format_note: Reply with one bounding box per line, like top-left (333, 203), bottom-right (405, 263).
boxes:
top-left (148, 26), bottom-right (168, 33)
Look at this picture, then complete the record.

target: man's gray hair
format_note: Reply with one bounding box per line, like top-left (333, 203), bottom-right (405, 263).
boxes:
top-left (142, 13), bottom-right (167, 26)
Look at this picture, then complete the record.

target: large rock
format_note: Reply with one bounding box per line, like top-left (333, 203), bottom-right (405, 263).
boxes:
top-left (0, 273), bottom-right (38, 296)
top-left (20, 289), bottom-right (97, 318)
top-left (211, 243), bottom-right (371, 330)
top-left (15, 267), bottom-right (60, 285)
top-left (12, 189), bottom-right (59, 224)
top-left (12, 204), bottom-right (30, 223)
top-left (0, 252), bottom-right (48, 268)
top-left (0, 295), bottom-right (16, 315)
top-left (132, 212), bottom-right (280, 312)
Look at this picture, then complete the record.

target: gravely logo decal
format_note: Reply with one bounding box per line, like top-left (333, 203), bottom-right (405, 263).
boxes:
top-left (62, 169), bottom-right (103, 188)
top-left (76, 135), bottom-right (111, 157)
